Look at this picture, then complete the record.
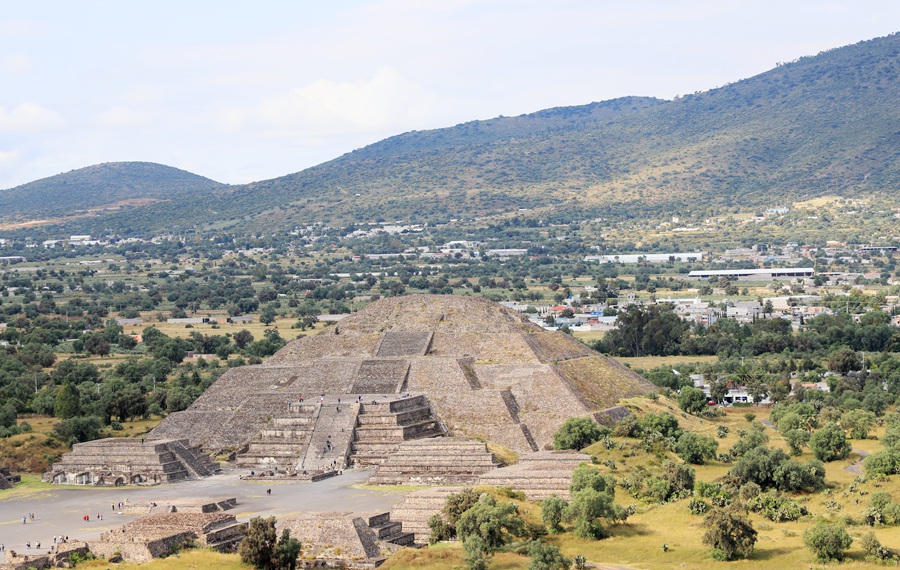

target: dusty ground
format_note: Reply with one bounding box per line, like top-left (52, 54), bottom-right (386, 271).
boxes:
top-left (0, 467), bottom-right (403, 560)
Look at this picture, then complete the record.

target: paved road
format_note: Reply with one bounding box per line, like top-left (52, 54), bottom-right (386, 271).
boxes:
top-left (0, 467), bottom-right (403, 561)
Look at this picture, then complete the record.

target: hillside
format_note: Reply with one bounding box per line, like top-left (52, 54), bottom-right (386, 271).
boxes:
top-left (1, 33), bottom-right (897, 235)
top-left (220, 33), bottom-right (898, 226)
top-left (0, 162), bottom-right (225, 223)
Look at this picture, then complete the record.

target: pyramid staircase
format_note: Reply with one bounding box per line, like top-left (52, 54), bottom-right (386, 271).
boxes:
top-left (350, 395), bottom-right (445, 467)
top-left (235, 402), bottom-right (317, 470)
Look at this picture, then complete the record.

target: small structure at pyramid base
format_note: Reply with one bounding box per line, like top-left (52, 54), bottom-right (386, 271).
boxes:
top-left (475, 450), bottom-right (592, 500)
top-left (367, 438), bottom-right (500, 485)
top-left (88, 512), bottom-right (247, 562)
top-left (389, 450), bottom-right (593, 545)
top-left (42, 438), bottom-right (218, 486)
top-left (280, 511), bottom-right (414, 569)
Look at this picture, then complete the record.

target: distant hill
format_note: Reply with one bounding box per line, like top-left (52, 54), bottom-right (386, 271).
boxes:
top-left (218, 32), bottom-right (898, 226)
top-left (0, 162), bottom-right (225, 221)
top-left (1, 33), bottom-right (897, 235)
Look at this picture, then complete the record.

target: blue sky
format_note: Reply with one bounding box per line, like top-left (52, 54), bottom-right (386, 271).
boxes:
top-left (0, 0), bottom-right (897, 189)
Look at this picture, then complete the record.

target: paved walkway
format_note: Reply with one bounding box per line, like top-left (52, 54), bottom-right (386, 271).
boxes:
top-left (0, 467), bottom-right (402, 561)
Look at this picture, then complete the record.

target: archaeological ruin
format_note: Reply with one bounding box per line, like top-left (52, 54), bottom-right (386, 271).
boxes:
top-left (45, 295), bottom-right (652, 485)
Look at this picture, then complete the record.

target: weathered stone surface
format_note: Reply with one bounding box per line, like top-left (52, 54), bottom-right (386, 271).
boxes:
top-left (0, 467), bottom-right (19, 490)
top-left (476, 450), bottom-right (591, 500)
top-left (368, 438), bottom-right (499, 485)
top-left (42, 438), bottom-right (217, 486)
top-left (148, 295), bottom-right (652, 461)
top-left (280, 511), bottom-right (412, 568)
top-left (390, 486), bottom-right (468, 544)
top-left (88, 512), bottom-right (246, 562)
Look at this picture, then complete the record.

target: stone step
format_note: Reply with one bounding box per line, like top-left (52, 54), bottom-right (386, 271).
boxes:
top-left (353, 420), bottom-right (441, 439)
top-left (356, 407), bottom-right (433, 426)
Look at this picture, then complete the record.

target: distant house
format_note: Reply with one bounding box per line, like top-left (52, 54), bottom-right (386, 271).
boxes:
top-left (485, 248), bottom-right (528, 257)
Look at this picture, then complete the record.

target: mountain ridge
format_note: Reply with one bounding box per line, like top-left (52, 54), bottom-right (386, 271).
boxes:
top-left (1, 33), bottom-right (897, 235)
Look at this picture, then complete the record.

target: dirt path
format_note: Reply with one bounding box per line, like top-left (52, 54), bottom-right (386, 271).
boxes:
top-left (845, 448), bottom-right (870, 475)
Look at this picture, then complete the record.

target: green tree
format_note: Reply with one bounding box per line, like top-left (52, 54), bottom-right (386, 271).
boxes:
top-left (272, 529), bottom-right (302, 570)
top-left (240, 516), bottom-right (276, 570)
top-left (260, 305), bottom-right (278, 325)
top-left (233, 329), bottom-right (254, 349)
top-left (0, 402), bottom-right (17, 428)
top-left (841, 409), bottom-right (876, 440)
top-left (462, 535), bottom-right (491, 570)
top-left (553, 417), bottom-right (604, 450)
top-left (675, 431), bottom-right (718, 465)
top-left (638, 411), bottom-right (681, 438)
top-left (456, 494), bottom-right (523, 555)
top-left (701, 508), bottom-right (757, 560)
top-left (828, 347), bottom-right (861, 374)
top-left (567, 465), bottom-right (629, 538)
top-left (541, 495), bottom-right (569, 533)
top-left (54, 382), bottom-right (81, 419)
top-left (803, 522), bottom-right (852, 562)
top-left (783, 429), bottom-right (810, 456)
top-left (677, 386), bottom-right (708, 415)
top-left (52, 415), bottom-right (101, 444)
top-left (809, 422), bottom-right (851, 462)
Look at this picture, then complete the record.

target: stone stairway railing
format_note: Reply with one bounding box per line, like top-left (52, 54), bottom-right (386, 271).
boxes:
top-left (365, 512), bottom-right (415, 547)
top-left (167, 440), bottom-right (217, 478)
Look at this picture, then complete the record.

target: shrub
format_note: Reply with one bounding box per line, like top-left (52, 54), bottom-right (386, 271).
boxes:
top-left (527, 540), bottom-right (570, 570)
top-left (730, 423), bottom-right (769, 457)
top-left (865, 448), bottom-right (900, 477)
top-left (716, 425), bottom-right (730, 439)
top-left (646, 462), bottom-right (695, 503)
top-left (810, 422), bottom-right (851, 462)
top-left (553, 417), bottom-right (605, 450)
top-left (688, 498), bottom-right (710, 515)
top-left (701, 509), bottom-right (757, 560)
top-left (803, 522), bottom-right (852, 562)
top-left (747, 491), bottom-right (809, 522)
top-left (638, 412), bottom-right (681, 438)
top-left (675, 431), bottom-right (718, 465)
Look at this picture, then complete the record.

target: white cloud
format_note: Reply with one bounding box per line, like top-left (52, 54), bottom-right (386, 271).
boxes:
top-left (96, 107), bottom-right (152, 129)
top-left (256, 67), bottom-right (438, 136)
top-left (0, 103), bottom-right (64, 133)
